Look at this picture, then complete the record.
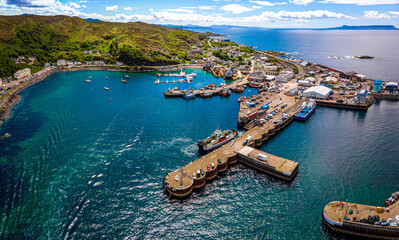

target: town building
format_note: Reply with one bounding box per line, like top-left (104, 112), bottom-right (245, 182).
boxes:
top-left (57, 59), bottom-right (67, 66)
top-left (303, 86), bottom-right (333, 99)
top-left (14, 68), bottom-right (31, 80)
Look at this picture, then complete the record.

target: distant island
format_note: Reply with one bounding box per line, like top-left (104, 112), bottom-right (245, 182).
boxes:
top-left (325, 25), bottom-right (398, 30)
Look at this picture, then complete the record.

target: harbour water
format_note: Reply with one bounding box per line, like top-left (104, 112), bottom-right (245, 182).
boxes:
top-left (0, 69), bottom-right (399, 239)
top-left (187, 26), bottom-right (399, 82)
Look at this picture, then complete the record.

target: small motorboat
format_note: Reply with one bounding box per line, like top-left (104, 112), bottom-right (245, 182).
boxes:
top-left (121, 79), bottom-right (127, 83)
top-left (124, 75), bottom-right (130, 79)
top-left (85, 80), bottom-right (92, 83)
top-left (200, 92), bottom-right (213, 98)
top-left (105, 77), bottom-right (109, 79)
top-left (183, 92), bottom-right (195, 99)
top-left (104, 87), bottom-right (109, 91)
top-left (88, 76), bottom-right (92, 79)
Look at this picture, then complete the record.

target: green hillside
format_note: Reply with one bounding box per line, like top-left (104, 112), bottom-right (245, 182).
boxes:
top-left (0, 15), bottom-right (203, 78)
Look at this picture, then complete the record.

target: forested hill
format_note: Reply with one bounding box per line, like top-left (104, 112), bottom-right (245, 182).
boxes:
top-left (0, 15), bottom-right (204, 78)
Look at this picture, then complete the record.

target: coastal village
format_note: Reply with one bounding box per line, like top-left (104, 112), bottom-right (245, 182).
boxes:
top-left (1, 35), bottom-right (399, 240)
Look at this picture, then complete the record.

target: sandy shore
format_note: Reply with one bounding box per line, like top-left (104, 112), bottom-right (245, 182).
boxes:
top-left (0, 64), bottom-right (204, 125)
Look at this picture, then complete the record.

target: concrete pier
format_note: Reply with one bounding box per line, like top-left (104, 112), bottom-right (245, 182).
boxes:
top-left (163, 99), bottom-right (304, 199)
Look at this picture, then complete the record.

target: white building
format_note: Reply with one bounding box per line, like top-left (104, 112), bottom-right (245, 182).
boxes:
top-left (14, 68), bottom-right (31, 80)
top-left (264, 65), bottom-right (278, 71)
top-left (303, 85), bottom-right (333, 99)
top-left (57, 59), bottom-right (67, 66)
top-left (298, 80), bottom-right (313, 87)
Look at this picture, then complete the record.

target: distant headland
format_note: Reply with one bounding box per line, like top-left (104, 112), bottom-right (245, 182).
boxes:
top-left (324, 25), bottom-right (398, 30)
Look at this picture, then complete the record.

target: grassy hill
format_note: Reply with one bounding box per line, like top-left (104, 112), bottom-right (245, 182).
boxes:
top-left (0, 15), bottom-right (203, 78)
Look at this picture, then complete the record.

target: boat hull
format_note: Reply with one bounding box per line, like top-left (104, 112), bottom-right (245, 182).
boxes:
top-left (294, 106), bottom-right (315, 121)
top-left (198, 130), bottom-right (238, 152)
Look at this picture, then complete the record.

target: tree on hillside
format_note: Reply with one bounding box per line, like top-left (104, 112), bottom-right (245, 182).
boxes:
top-left (118, 46), bottom-right (150, 66)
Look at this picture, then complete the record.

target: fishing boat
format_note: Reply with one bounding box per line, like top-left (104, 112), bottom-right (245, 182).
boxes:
top-left (233, 86), bottom-right (244, 93)
top-left (164, 89), bottom-right (183, 98)
top-left (124, 75), bottom-right (130, 79)
top-left (121, 79), bottom-right (127, 83)
top-left (248, 83), bottom-right (261, 88)
top-left (294, 99), bottom-right (316, 121)
top-left (85, 80), bottom-right (92, 83)
top-left (200, 92), bottom-right (213, 98)
top-left (220, 89), bottom-right (231, 97)
top-left (197, 127), bottom-right (238, 152)
top-left (385, 191), bottom-right (399, 206)
top-left (104, 87), bottom-right (109, 91)
top-left (183, 92), bottom-right (195, 99)
top-left (204, 84), bottom-right (215, 89)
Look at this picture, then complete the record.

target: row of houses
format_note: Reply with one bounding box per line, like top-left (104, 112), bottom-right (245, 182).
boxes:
top-left (14, 68), bottom-right (31, 80)
top-left (57, 59), bottom-right (106, 66)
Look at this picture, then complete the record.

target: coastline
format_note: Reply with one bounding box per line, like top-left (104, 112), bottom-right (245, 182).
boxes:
top-left (0, 64), bottom-right (204, 126)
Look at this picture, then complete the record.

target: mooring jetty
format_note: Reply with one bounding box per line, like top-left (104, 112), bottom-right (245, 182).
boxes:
top-left (323, 200), bottom-right (399, 239)
top-left (163, 94), bottom-right (304, 198)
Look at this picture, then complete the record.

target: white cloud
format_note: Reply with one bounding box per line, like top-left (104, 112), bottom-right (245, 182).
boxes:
top-left (69, 2), bottom-right (82, 9)
top-left (124, 7), bottom-right (132, 11)
top-left (221, 4), bottom-right (261, 14)
top-left (30, 0), bottom-right (55, 6)
top-left (289, 0), bottom-right (314, 5)
top-left (105, 5), bottom-right (118, 11)
top-left (389, 11), bottom-right (399, 16)
top-left (0, 1), bottom-right (356, 26)
top-left (199, 5), bottom-right (216, 10)
top-left (320, 0), bottom-right (399, 5)
top-left (364, 10), bottom-right (393, 19)
top-left (250, 1), bottom-right (287, 6)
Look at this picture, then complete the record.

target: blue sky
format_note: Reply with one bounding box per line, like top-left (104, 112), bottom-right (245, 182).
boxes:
top-left (0, 0), bottom-right (398, 27)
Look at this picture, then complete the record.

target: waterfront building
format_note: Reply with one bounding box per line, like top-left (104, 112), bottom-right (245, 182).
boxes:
top-left (386, 82), bottom-right (398, 92)
top-left (57, 59), bottom-right (67, 66)
top-left (13, 68), bottom-right (31, 80)
top-left (358, 89), bottom-right (368, 103)
top-left (373, 80), bottom-right (382, 92)
top-left (303, 86), bottom-right (333, 99)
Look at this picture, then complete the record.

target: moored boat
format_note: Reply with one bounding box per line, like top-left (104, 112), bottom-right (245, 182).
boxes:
top-left (183, 92), bottom-right (196, 99)
top-left (234, 86), bottom-right (244, 93)
top-left (105, 77), bottom-right (108, 79)
top-left (85, 80), bottom-right (92, 83)
top-left (104, 87), bottom-right (109, 91)
top-left (294, 99), bottom-right (316, 121)
top-left (220, 89), bottom-right (231, 97)
top-left (385, 191), bottom-right (399, 207)
top-left (198, 127), bottom-right (238, 152)
top-left (164, 88), bottom-right (183, 98)
top-left (124, 75), bottom-right (130, 79)
top-left (121, 79), bottom-right (127, 83)
top-left (248, 83), bottom-right (261, 88)
top-left (200, 92), bottom-right (213, 98)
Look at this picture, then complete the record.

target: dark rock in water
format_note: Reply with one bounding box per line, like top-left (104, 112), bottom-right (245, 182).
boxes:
top-left (358, 55), bottom-right (374, 59)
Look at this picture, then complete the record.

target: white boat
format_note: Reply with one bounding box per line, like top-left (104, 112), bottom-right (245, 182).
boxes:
top-left (85, 80), bottom-right (92, 83)
top-left (104, 87), bottom-right (109, 91)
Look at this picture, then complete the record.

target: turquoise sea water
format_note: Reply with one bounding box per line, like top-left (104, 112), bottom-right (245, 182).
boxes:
top-left (0, 69), bottom-right (399, 239)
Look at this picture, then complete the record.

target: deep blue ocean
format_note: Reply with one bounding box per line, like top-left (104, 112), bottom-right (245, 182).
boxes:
top-left (0, 30), bottom-right (399, 239)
